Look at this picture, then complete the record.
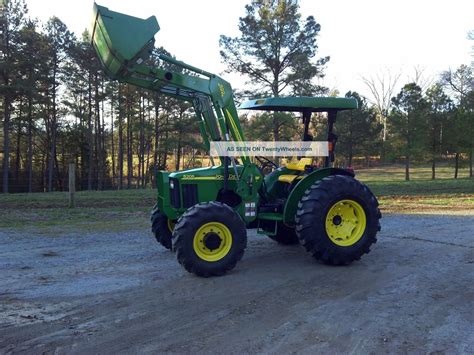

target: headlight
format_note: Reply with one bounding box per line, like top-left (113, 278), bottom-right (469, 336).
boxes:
top-left (170, 180), bottom-right (174, 189)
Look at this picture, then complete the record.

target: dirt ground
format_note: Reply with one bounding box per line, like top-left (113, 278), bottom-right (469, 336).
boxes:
top-left (1, 214), bottom-right (473, 354)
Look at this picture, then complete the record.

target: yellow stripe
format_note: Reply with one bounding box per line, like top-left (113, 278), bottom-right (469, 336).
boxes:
top-left (181, 176), bottom-right (238, 181)
top-left (225, 108), bottom-right (243, 142)
top-left (225, 108), bottom-right (249, 163)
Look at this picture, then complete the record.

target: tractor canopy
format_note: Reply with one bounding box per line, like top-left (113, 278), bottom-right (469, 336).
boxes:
top-left (90, 3), bottom-right (160, 79)
top-left (239, 96), bottom-right (358, 112)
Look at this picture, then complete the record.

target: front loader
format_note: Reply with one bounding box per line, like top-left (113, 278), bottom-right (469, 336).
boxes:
top-left (90, 4), bottom-right (381, 277)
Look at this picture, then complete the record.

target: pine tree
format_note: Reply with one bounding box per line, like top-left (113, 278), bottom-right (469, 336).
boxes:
top-left (390, 83), bottom-right (428, 181)
top-left (0, 0), bottom-right (27, 192)
top-left (220, 0), bottom-right (328, 141)
top-left (336, 92), bottom-right (382, 167)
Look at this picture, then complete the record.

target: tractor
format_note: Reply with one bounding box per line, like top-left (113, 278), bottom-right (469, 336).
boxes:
top-left (90, 4), bottom-right (381, 277)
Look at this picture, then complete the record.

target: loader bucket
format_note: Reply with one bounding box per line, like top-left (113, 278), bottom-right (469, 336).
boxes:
top-left (90, 3), bottom-right (160, 79)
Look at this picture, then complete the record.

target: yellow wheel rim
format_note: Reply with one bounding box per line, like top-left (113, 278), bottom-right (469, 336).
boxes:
top-left (193, 222), bottom-right (232, 262)
top-left (325, 199), bottom-right (367, 246)
top-left (167, 219), bottom-right (175, 232)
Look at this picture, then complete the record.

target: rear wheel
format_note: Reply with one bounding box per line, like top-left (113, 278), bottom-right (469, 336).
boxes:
top-left (173, 202), bottom-right (247, 277)
top-left (267, 222), bottom-right (299, 245)
top-left (151, 207), bottom-right (175, 250)
top-left (295, 175), bottom-right (381, 265)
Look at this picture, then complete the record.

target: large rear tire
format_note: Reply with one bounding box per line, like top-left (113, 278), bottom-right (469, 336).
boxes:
top-left (172, 202), bottom-right (247, 277)
top-left (295, 175), bottom-right (381, 265)
top-left (151, 207), bottom-right (174, 250)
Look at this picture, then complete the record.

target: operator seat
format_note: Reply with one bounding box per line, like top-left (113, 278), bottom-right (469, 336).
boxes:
top-left (277, 158), bottom-right (313, 184)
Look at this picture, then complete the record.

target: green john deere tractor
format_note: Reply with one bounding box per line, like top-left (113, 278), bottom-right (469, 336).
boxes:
top-left (91, 4), bottom-right (381, 277)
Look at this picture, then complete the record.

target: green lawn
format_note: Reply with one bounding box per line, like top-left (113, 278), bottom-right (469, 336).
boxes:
top-left (357, 165), bottom-right (473, 214)
top-left (0, 190), bottom-right (156, 233)
top-left (0, 166), bottom-right (472, 233)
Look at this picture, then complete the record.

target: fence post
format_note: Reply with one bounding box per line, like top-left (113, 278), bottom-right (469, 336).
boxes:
top-left (69, 162), bottom-right (75, 208)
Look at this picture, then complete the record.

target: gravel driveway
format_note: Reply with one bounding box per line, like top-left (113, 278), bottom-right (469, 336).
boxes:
top-left (1, 214), bottom-right (473, 354)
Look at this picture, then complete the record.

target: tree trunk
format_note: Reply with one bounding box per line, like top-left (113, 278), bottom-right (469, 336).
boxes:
top-left (431, 134), bottom-right (436, 180)
top-left (15, 100), bottom-right (23, 188)
top-left (405, 155), bottom-right (410, 181)
top-left (54, 153), bottom-right (62, 191)
top-left (153, 102), bottom-right (159, 186)
top-left (126, 89), bottom-right (132, 189)
top-left (2, 8), bottom-right (10, 193)
top-left (431, 156), bottom-right (436, 180)
top-left (118, 84), bottom-right (124, 189)
top-left (454, 152), bottom-right (459, 179)
top-left (27, 95), bottom-right (33, 193)
top-left (41, 151), bottom-right (46, 192)
top-left (137, 95), bottom-right (143, 188)
top-left (47, 121), bottom-right (56, 192)
top-left (470, 147), bottom-right (473, 178)
top-left (163, 114), bottom-right (169, 170)
top-left (145, 141), bottom-right (151, 188)
top-left (380, 116), bottom-right (387, 162)
top-left (175, 139), bottom-right (182, 171)
top-left (48, 60), bottom-right (58, 192)
top-left (87, 74), bottom-right (93, 190)
top-left (110, 94), bottom-right (115, 188)
top-left (141, 97), bottom-right (146, 188)
top-left (2, 96), bottom-right (10, 193)
top-left (94, 74), bottom-right (101, 190)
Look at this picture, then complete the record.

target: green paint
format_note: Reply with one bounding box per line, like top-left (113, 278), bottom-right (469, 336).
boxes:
top-left (91, 4), bottom-right (361, 230)
top-left (283, 168), bottom-right (354, 225)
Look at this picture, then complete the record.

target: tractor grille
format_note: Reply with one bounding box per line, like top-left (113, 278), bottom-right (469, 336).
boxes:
top-left (182, 184), bottom-right (198, 208)
top-left (169, 178), bottom-right (180, 208)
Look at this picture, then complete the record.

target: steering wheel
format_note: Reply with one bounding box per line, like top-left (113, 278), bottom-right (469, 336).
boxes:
top-left (255, 156), bottom-right (278, 175)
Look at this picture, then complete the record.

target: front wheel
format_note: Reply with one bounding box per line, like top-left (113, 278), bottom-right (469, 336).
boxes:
top-left (151, 207), bottom-right (175, 250)
top-left (172, 202), bottom-right (247, 277)
top-left (295, 175), bottom-right (381, 265)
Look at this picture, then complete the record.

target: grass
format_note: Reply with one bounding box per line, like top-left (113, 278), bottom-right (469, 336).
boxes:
top-left (356, 165), bottom-right (471, 181)
top-left (357, 165), bottom-right (474, 214)
top-left (0, 190), bottom-right (157, 233)
top-left (0, 165), bottom-right (472, 233)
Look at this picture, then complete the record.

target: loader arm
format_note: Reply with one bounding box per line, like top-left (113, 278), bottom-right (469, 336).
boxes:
top-left (90, 3), bottom-right (249, 164)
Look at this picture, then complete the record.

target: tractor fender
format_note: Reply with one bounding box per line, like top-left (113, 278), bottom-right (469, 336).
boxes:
top-left (282, 167), bottom-right (355, 226)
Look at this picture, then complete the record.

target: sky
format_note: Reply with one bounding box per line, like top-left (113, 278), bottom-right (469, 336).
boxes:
top-left (27, 0), bottom-right (473, 101)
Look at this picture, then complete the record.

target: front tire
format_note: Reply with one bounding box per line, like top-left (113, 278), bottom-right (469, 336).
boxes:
top-left (172, 202), bottom-right (247, 277)
top-left (295, 175), bottom-right (381, 265)
top-left (151, 207), bottom-right (175, 250)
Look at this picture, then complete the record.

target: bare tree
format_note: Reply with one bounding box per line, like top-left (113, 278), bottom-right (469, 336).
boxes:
top-left (441, 65), bottom-right (473, 103)
top-left (409, 65), bottom-right (434, 94)
top-left (361, 69), bottom-right (401, 159)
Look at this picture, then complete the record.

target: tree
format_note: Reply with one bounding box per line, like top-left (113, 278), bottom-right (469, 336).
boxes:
top-left (43, 17), bottom-right (74, 191)
top-left (362, 69), bottom-right (401, 161)
top-left (16, 19), bottom-right (49, 192)
top-left (336, 92), bottom-right (382, 167)
top-left (0, 0), bottom-right (27, 192)
top-left (425, 84), bottom-right (452, 179)
top-left (220, 0), bottom-right (329, 141)
top-left (442, 65), bottom-right (473, 177)
top-left (408, 65), bottom-right (434, 94)
top-left (390, 83), bottom-right (427, 181)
